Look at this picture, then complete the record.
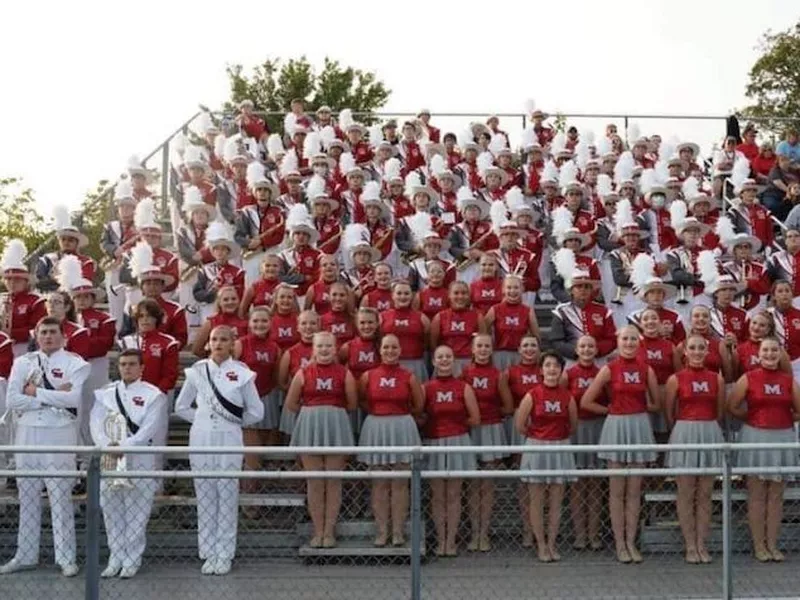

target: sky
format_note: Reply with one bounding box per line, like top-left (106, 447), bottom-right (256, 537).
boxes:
top-left (1, 0), bottom-right (798, 217)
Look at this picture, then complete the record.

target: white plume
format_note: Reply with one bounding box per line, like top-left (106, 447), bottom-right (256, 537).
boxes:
top-left (361, 180), bottom-right (381, 202)
top-left (344, 223), bottom-right (370, 250)
top-left (457, 128), bottom-right (474, 151)
top-left (553, 247), bottom-right (577, 282)
top-left (406, 212), bottom-right (433, 246)
top-left (404, 171), bottom-right (423, 196)
top-left (283, 112), bottom-right (297, 136)
top-left (596, 174), bottom-right (613, 198)
top-left (523, 98), bottom-right (537, 115)
top-left (182, 186), bottom-right (205, 216)
top-left (134, 198), bottom-right (158, 230)
top-left (339, 152), bottom-right (356, 175)
top-left (430, 154), bottom-right (447, 178)
top-left (477, 151), bottom-right (495, 178)
top-left (53, 205), bottom-right (71, 230)
top-left (280, 149), bottom-right (299, 177)
top-left (627, 123), bottom-right (641, 148)
top-left (286, 204), bottom-right (312, 230)
top-left (266, 133), bottom-right (284, 158)
top-left (715, 216), bottom-right (737, 246)
top-left (575, 141), bottom-right (590, 170)
top-left (1, 239), bottom-right (27, 271)
top-left (582, 129), bottom-right (596, 145)
top-left (246, 161), bottom-right (267, 188)
top-left (490, 200), bottom-right (510, 234)
top-left (682, 176), bottom-right (700, 200)
top-left (639, 169), bottom-right (657, 195)
top-left (614, 199), bottom-right (635, 234)
top-left (456, 187), bottom-right (478, 212)
top-left (368, 124), bottom-right (384, 149)
top-left (596, 136), bottom-right (612, 157)
top-left (630, 253), bottom-right (656, 290)
top-left (698, 250), bottom-right (719, 288)
top-left (304, 131), bottom-right (323, 156)
top-left (552, 206), bottom-right (574, 244)
top-left (489, 134), bottom-right (507, 156)
top-left (56, 254), bottom-right (83, 292)
top-left (731, 155), bottom-right (751, 190)
top-left (383, 157), bottom-right (402, 182)
top-left (115, 179), bottom-right (133, 201)
top-left (520, 128), bottom-right (537, 150)
top-left (551, 132), bottom-right (567, 156)
top-left (614, 151), bottom-right (635, 183)
top-left (505, 187), bottom-right (526, 215)
top-left (223, 136), bottom-right (243, 163)
top-left (669, 199), bottom-right (688, 230)
top-left (659, 140), bottom-right (675, 163)
top-left (541, 160), bottom-right (559, 183)
top-left (339, 109), bottom-right (354, 131)
top-left (129, 240), bottom-right (154, 280)
top-left (319, 126), bottom-right (337, 150)
top-left (306, 175), bottom-right (327, 199)
top-left (655, 159), bottom-right (671, 184)
top-left (214, 134), bottom-right (226, 158)
top-left (558, 161), bottom-right (578, 189)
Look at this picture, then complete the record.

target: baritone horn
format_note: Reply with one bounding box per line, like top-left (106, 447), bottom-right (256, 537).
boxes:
top-left (103, 411), bottom-right (134, 490)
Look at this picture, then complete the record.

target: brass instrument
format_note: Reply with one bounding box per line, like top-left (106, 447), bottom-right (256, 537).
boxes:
top-left (611, 249), bottom-right (633, 306)
top-left (0, 293), bottom-right (12, 334)
top-left (318, 228), bottom-right (343, 254)
top-left (736, 260), bottom-right (750, 309)
top-left (102, 411), bottom-right (134, 490)
top-left (371, 225), bottom-right (395, 255)
top-left (455, 228), bottom-right (496, 271)
top-left (180, 265), bottom-right (199, 282)
top-left (512, 259), bottom-right (528, 278)
top-left (100, 234), bottom-right (141, 271)
top-left (242, 214), bottom-right (286, 260)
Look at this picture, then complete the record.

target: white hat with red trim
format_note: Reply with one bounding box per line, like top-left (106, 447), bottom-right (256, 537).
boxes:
top-left (0, 239), bottom-right (30, 280)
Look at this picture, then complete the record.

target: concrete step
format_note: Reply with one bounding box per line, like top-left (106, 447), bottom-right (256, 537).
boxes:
top-left (297, 520), bottom-right (425, 558)
top-left (0, 490), bottom-right (304, 508)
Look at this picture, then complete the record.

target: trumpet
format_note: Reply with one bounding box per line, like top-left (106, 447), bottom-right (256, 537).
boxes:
top-left (180, 265), bottom-right (199, 282)
top-left (102, 411), bottom-right (134, 491)
top-left (676, 286), bottom-right (690, 304)
top-left (100, 234), bottom-right (141, 271)
top-left (455, 228), bottom-right (495, 271)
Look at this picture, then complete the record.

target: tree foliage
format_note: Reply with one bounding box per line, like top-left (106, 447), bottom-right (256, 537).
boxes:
top-left (742, 21), bottom-right (800, 135)
top-left (224, 56), bottom-right (391, 133)
top-left (75, 179), bottom-right (113, 263)
top-left (0, 178), bottom-right (51, 259)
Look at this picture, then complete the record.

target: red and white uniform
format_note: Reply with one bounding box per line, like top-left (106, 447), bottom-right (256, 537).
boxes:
top-left (364, 364), bottom-right (414, 415)
top-left (365, 219), bottom-right (394, 262)
top-left (745, 368), bottom-right (795, 430)
top-left (736, 339), bottom-right (762, 374)
top-left (637, 336), bottom-right (674, 385)
top-left (306, 279), bottom-right (335, 315)
top-left (154, 296), bottom-right (188, 349)
top-left (566, 362), bottom-right (605, 420)
top-left (380, 307), bottom-right (426, 359)
top-left (320, 309), bottom-right (355, 344)
top-left (361, 287), bottom-right (393, 312)
top-left (78, 308), bottom-right (115, 360)
top-left (461, 362), bottom-right (503, 426)
top-left (345, 337), bottom-right (380, 380)
top-left (268, 312), bottom-right (300, 352)
top-left (314, 217), bottom-right (342, 256)
top-left (287, 340), bottom-right (314, 374)
top-left (238, 334), bottom-right (280, 397)
top-left (417, 285), bottom-right (449, 321)
top-left (508, 363), bottom-right (541, 409)
top-left (526, 383), bottom-right (573, 440)
top-left (119, 331), bottom-right (180, 394)
top-left (491, 301), bottom-right (530, 351)
top-left (674, 367), bottom-right (719, 421)
top-left (470, 277), bottom-right (503, 316)
top-left (722, 259), bottom-right (770, 312)
top-left (9, 291), bottom-right (47, 354)
top-left (60, 320), bottom-right (90, 360)
top-left (337, 188), bottom-right (366, 224)
top-left (709, 305), bottom-right (748, 342)
top-left (438, 308), bottom-right (481, 359)
top-left (489, 247), bottom-right (539, 293)
top-left (627, 306), bottom-right (686, 345)
top-left (768, 306), bottom-right (800, 361)
top-left (209, 312), bottom-right (249, 340)
top-left (299, 363), bottom-right (349, 408)
top-left (606, 356), bottom-right (650, 415)
top-left (279, 246), bottom-right (320, 297)
top-left (423, 376), bottom-right (470, 439)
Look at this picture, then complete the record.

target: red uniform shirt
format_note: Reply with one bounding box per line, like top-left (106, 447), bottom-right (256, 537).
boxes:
top-left (438, 308), bottom-right (480, 358)
top-left (345, 337), bottom-right (380, 379)
top-left (418, 285), bottom-right (449, 321)
top-left (362, 287), bottom-right (393, 312)
top-left (651, 207), bottom-right (678, 251)
top-left (423, 376), bottom-right (470, 439)
top-left (315, 217), bottom-right (342, 256)
top-left (282, 246), bottom-right (320, 296)
top-left (675, 367), bottom-right (719, 421)
top-left (247, 278), bottom-right (280, 310)
top-left (215, 262), bottom-right (246, 300)
top-left (461, 362), bottom-right (503, 425)
top-left (737, 339), bottom-right (762, 373)
top-left (491, 301), bottom-right (530, 351)
top-left (769, 306), bottom-right (800, 360)
top-left (366, 220), bottom-right (394, 261)
top-left (351, 141), bottom-right (374, 166)
top-left (566, 362), bottom-right (606, 420)
top-left (400, 141), bottom-right (426, 175)
top-left (507, 363), bottom-right (541, 409)
top-left (300, 362), bottom-right (348, 409)
top-left (287, 340), bottom-right (313, 373)
top-left (740, 203), bottom-right (774, 250)
top-left (152, 247), bottom-right (179, 294)
top-left (240, 114), bottom-right (267, 140)
top-left (745, 368), bottom-right (795, 429)
top-left (127, 330), bottom-right (180, 393)
top-left (78, 307), bottom-right (115, 360)
top-left (470, 277), bottom-right (503, 316)
top-left (156, 297), bottom-right (188, 349)
top-left (637, 336), bottom-right (674, 385)
top-left (10, 291), bottom-right (47, 344)
top-left (268, 311), bottom-right (300, 351)
top-left (380, 307), bottom-right (426, 359)
top-left (711, 305), bottom-right (748, 342)
top-left (0, 332), bottom-right (12, 377)
top-left (321, 309), bottom-right (355, 344)
top-left (607, 356), bottom-right (650, 415)
top-left (365, 364), bottom-right (414, 416)
top-left (527, 383), bottom-right (573, 440)
top-left (238, 334), bottom-right (280, 396)
top-left (306, 279), bottom-right (335, 315)
top-left (61, 320), bottom-right (90, 359)
top-left (209, 311), bottom-right (249, 340)
top-left (256, 205), bottom-right (287, 250)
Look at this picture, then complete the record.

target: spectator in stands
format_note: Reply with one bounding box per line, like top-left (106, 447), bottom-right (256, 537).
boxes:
top-left (664, 334), bottom-right (724, 565)
top-left (762, 153), bottom-right (800, 221)
top-left (175, 325), bottom-right (263, 576)
top-left (581, 326), bottom-right (660, 564)
top-left (515, 350), bottom-right (577, 563)
top-left (424, 344), bottom-right (479, 557)
top-left (775, 128), bottom-right (800, 168)
top-left (285, 331), bottom-right (357, 549)
top-left (728, 337), bottom-right (800, 563)
top-left (751, 142), bottom-right (776, 184)
top-left (192, 285), bottom-right (248, 357)
top-left (357, 333), bottom-right (424, 547)
top-left (736, 124), bottom-right (759, 162)
top-left (236, 100), bottom-right (268, 143)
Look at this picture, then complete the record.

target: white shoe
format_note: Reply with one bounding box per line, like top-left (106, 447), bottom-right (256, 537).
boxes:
top-left (0, 558), bottom-right (37, 575)
top-left (201, 558), bottom-right (216, 575)
top-left (101, 560), bottom-right (122, 578)
top-left (61, 563), bottom-right (79, 577)
top-left (213, 559), bottom-right (231, 576)
top-left (119, 565), bottom-right (139, 579)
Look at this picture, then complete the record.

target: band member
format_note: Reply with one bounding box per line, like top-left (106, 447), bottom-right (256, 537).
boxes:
top-left (234, 162), bottom-right (284, 287)
top-left (341, 224), bottom-right (381, 298)
top-left (638, 308), bottom-right (677, 439)
top-left (236, 99), bottom-right (268, 143)
top-left (720, 232), bottom-right (768, 313)
top-left (581, 326), bottom-right (660, 564)
top-left (728, 337), bottom-right (800, 562)
top-left (234, 307), bottom-right (282, 482)
top-left (175, 325), bottom-right (264, 575)
top-left (549, 224), bottom-right (599, 304)
top-left (485, 275), bottom-right (539, 370)
top-left (304, 254), bottom-right (340, 315)
top-left (487, 208), bottom-right (538, 306)
top-left (506, 188), bottom-right (546, 301)
top-left (766, 228), bottom-right (800, 303)
top-left (430, 281), bottom-right (485, 375)
top-left (101, 180), bottom-right (139, 330)
top-left (192, 286), bottom-right (249, 357)
top-left (707, 275), bottom-right (748, 343)
top-left (449, 190), bottom-right (494, 285)
top-left (608, 219), bottom-right (649, 328)
top-left (406, 231), bottom-right (456, 293)
top-left (339, 307), bottom-right (381, 380)
top-left (268, 284), bottom-right (301, 353)
top-left (638, 170), bottom-right (677, 256)
top-left (335, 155), bottom-right (367, 224)
top-left (194, 222), bottom-right (246, 321)
top-left (239, 254), bottom-right (283, 316)
top-left (359, 263), bottom-right (394, 312)
top-left (361, 183), bottom-right (397, 270)
top-left (728, 176), bottom-right (774, 251)
top-left (0, 329), bottom-right (13, 480)
top-left (91, 350), bottom-right (167, 579)
top-left (285, 332), bottom-right (357, 548)
top-left (1, 240), bottom-right (47, 356)
top-left (127, 156), bottom-right (154, 201)
top-left (463, 334), bottom-right (513, 552)
top-left (516, 351), bottom-right (577, 563)
top-left (42, 290), bottom-right (90, 359)
top-left (0, 317), bottom-right (89, 576)
top-left (176, 189), bottom-right (216, 329)
top-left (414, 261), bottom-right (449, 320)
top-left (664, 335), bottom-right (725, 564)
top-left (675, 305), bottom-right (732, 379)
top-left (278, 205), bottom-right (321, 304)
top-left (308, 178), bottom-right (342, 258)
top-left (550, 270), bottom-right (616, 364)
top-left (357, 334), bottom-right (424, 547)
top-left (398, 121), bottom-right (426, 175)
top-left (563, 335), bottom-right (605, 551)
top-left (667, 202), bottom-right (709, 316)
top-left (470, 254), bottom-right (504, 318)
top-left (627, 268), bottom-right (685, 344)
top-left (735, 311), bottom-right (777, 376)
top-left (36, 205), bottom-right (94, 292)
top-left (424, 345), bottom-right (479, 557)
top-left (380, 280), bottom-right (430, 382)
top-left (277, 309), bottom-right (318, 438)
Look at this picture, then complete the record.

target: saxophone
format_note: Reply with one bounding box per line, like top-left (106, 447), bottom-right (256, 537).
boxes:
top-left (102, 410), bottom-right (134, 490)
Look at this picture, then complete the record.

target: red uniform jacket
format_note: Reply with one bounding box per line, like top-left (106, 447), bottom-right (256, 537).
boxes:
top-left (78, 307), bottom-right (115, 359)
top-left (0, 332), bottom-right (13, 377)
top-left (152, 247), bottom-right (179, 293)
top-left (10, 291), bottom-right (47, 344)
top-left (314, 217), bottom-right (342, 256)
top-left (129, 330), bottom-right (180, 393)
top-left (61, 320), bottom-right (90, 359)
top-left (156, 296), bottom-right (188, 349)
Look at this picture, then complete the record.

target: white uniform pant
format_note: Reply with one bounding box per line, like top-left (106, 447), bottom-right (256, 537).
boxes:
top-left (13, 424), bottom-right (77, 566)
top-left (538, 246), bottom-right (551, 292)
top-left (80, 358), bottom-right (109, 449)
top-left (105, 268), bottom-right (126, 334)
top-left (0, 379), bottom-right (8, 479)
top-left (189, 426), bottom-right (243, 561)
top-left (100, 476), bottom-right (157, 569)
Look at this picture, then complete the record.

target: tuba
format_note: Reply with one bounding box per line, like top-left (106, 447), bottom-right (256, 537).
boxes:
top-left (102, 411), bottom-right (134, 490)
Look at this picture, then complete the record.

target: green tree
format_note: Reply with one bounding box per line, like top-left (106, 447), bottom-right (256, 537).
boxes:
top-left (224, 56), bottom-right (391, 133)
top-left (742, 21), bottom-right (800, 136)
top-left (75, 179), bottom-right (113, 263)
top-left (0, 177), bottom-right (51, 259)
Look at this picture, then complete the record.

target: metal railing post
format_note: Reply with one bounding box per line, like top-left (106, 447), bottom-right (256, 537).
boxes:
top-left (624, 115), bottom-right (629, 143)
top-left (521, 114), bottom-right (527, 132)
top-left (410, 450), bottom-right (423, 600)
top-left (84, 454), bottom-right (101, 600)
top-left (721, 447), bottom-right (733, 600)
top-left (160, 142), bottom-right (170, 219)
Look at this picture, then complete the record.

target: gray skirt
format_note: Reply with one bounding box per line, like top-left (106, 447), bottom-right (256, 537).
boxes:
top-left (505, 411), bottom-right (527, 449)
top-left (425, 434), bottom-right (477, 472)
top-left (357, 415), bottom-right (421, 466)
top-left (279, 405), bottom-right (297, 437)
top-left (290, 406), bottom-right (355, 448)
top-left (666, 420), bottom-right (724, 469)
top-left (492, 350), bottom-right (518, 371)
top-left (598, 413), bottom-right (657, 464)
top-left (247, 389), bottom-right (282, 431)
top-left (737, 424), bottom-right (798, 481)
top-left (470, 422), bottom-right (509, 462)
top-left (573, 417), bottom-right (605, 469)
top-left (400, 358), bottom-right (429, 383)
top-left (520, 438), bottom-right (576, 484)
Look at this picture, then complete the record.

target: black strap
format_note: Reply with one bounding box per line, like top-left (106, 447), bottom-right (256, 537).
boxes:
top-left (114, 385), bottom-right (140, 435)
top-left (204, 364), bottom-right (243, 419)
top-left (39, 357), bottom-right (77, 417)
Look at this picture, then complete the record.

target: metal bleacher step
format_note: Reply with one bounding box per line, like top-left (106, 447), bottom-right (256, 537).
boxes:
top-left (644, 486), bottom-right (800, 504)
top-left (296, 520), bottom-right (425, 558)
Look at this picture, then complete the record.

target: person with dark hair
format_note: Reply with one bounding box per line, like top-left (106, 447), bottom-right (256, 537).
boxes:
top-left (766, 280), bottom-right (800, 382)
top-left (42, 290), bottom-right (90, 359)
top-left (119, 299), bottom-right (179, 395)
top-left (1, 318), bottom-right (89, 576)
top-left (91, 349), bottom-right (166, 579)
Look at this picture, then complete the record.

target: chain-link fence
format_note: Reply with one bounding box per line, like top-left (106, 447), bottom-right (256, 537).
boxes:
top-left (1, 443), bottom-right (800, 599)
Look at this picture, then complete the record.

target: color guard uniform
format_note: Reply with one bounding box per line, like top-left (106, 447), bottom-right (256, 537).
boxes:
top-left (666, 367), bottom-right (723, 468)
top-left (380, 307), bottom-right (428, 382)
top-left (461, 362), bottom-right (508, 462)
top-left (490, 300), bottom-right (532, 370)
top-left (423, 375), bottom-right (476, 472)
top-left (566, 362), bottom-right (605, 468)
top-left (520, 383), bottom-right (576, 483)
top-left (238, 334), bottom-right (281, 430)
